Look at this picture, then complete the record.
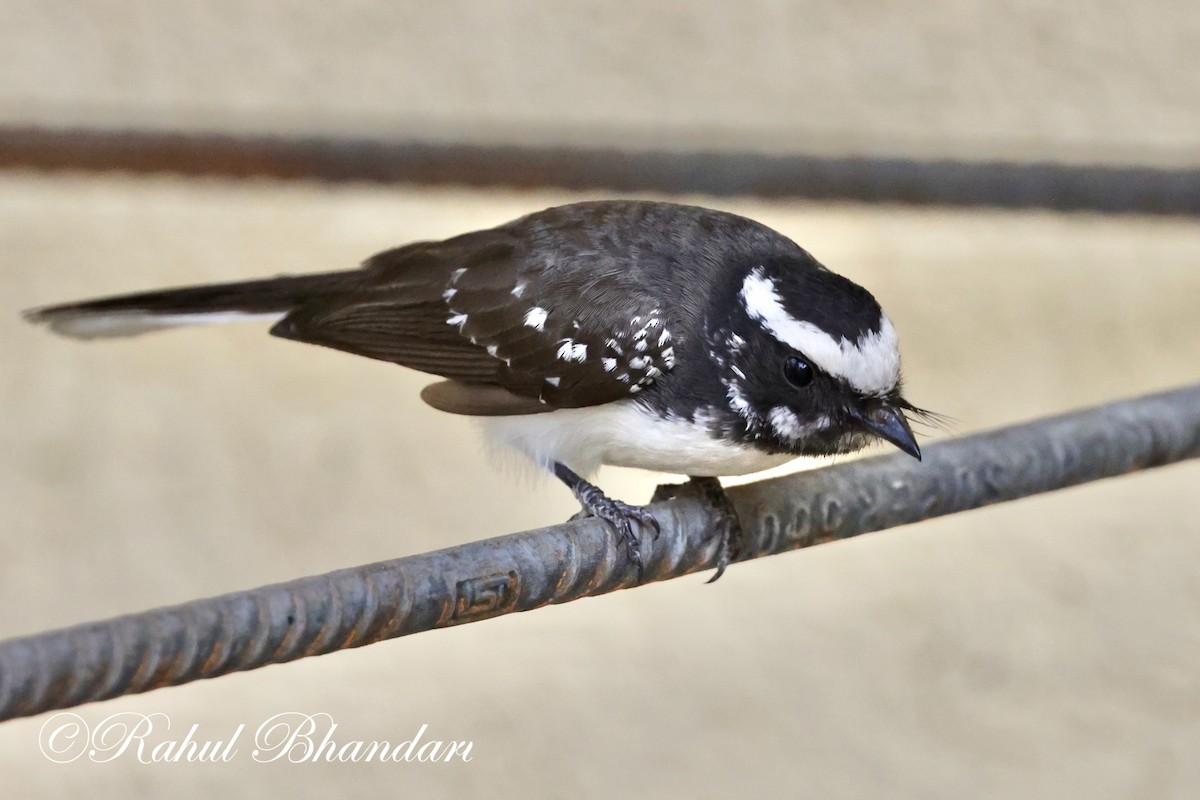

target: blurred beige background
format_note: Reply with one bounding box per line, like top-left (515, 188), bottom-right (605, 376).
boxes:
top-left (3, 0), bottom-right (1200, 164)
top-left (1, 2), bottom-right (1199, 799)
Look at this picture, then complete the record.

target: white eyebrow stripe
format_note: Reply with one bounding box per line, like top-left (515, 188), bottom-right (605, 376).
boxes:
top-left (740, 267), bottom-right (900, 395)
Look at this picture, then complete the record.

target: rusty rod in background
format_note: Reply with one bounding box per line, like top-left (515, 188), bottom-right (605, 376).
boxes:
top-left (0, 384), bottom-right (1197, 722)
top-left (2, 126), bottom-right (1199, 215)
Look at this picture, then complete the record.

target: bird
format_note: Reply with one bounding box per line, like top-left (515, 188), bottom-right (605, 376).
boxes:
top-left (24, 200), bottom-right (927, 581)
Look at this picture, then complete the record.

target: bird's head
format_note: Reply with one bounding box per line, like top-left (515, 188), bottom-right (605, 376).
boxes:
top-left (707, 257), bottom-right (924, 460)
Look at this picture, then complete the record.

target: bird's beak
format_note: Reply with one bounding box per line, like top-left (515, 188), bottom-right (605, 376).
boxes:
top-left (853, 402), bottom-right (921, 460)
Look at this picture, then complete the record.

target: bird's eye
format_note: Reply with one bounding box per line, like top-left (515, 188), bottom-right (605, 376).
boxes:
top-left (783, 356), bottom-right (813, 388)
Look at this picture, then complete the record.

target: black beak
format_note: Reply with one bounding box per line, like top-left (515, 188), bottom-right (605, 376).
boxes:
top-left (854, 403), bottom-right (921, 461)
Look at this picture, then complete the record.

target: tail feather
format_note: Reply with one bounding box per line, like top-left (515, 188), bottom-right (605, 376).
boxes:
top-left (24, 271), bottom-right (354, 340)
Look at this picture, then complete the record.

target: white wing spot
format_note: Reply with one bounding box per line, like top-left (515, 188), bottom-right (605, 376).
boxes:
top-left (662, 347), bottom-right (676, 367)
top-left (511, 282), bottom-right (526, 298)
top-left (628, 355), bottom-right (650, 370)
top-left (556, 339), bottom-right (588, 362)
top-left (524, 307), bottom-right (549, 331)
top-left (442, 288), bottom-right (457, 301)
top-left (487, 344), bottom-right (500, 357)
top-left (447, 313), bottom-right (468, 328)
top-left (634, 339), bottom-right (648, 352)
top-left (602, 357), bottom-right (618, 372)
top-left (546, 376), bottom-right (561, 387)
top-left (450, 268), bottom-right (467, 284)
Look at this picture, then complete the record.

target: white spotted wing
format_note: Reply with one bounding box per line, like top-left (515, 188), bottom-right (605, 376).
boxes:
top-left (271, 230), bottom-right (677, 414)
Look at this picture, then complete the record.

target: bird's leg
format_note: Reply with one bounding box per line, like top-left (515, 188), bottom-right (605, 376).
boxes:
top-left (553, 462), bottom-right (659, 580)
top-left (686, 477), bottom-right (743, 583)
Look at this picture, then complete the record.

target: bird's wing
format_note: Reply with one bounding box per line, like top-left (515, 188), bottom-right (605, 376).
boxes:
top-left (270, 233), bottom-right (678, 414)
top-left (270, 295), bottom-right (500, 382)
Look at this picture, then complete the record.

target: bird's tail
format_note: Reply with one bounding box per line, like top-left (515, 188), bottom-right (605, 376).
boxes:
top-left (23, 271), bottom-right (355, 340)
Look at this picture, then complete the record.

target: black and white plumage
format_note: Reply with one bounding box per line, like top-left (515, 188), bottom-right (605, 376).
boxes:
top-left (26, 200), bottom-right (925, 579)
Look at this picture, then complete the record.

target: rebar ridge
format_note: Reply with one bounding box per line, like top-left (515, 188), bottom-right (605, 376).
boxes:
top-left (1, 384), bottom-right (1197, 722)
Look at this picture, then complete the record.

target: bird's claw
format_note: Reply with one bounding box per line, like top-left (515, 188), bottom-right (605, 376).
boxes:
top-left (677, 477), bottom-right (743, 583)
top-left (572, 490), bottom-right (658, 580)
top-left (705, 513), bottom-right (739, 584)
top-left (556, 462), bottom-right (657, 580)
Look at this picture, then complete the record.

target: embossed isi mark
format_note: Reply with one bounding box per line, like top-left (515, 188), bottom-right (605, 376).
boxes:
top-left (452, 572), bottom-right (519, 621)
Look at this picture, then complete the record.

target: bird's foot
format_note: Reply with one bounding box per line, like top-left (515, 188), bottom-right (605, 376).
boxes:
top-left (557, 463), bottom-right (659, 580)
top-left (573, 490), bottom-right (660, 580)
top-left (691, 478), bottom-right (743, 583)
top-left (653, 476), bottom-right (743, 583)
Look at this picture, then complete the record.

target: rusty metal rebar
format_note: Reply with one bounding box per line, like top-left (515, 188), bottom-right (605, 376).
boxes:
top-left (2, 126), bottom-right (1199, 215)
top-left (0, 383), bottom-right (1197, 722)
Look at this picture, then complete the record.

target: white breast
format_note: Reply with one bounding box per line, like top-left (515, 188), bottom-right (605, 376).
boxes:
top-left (480, 400), bottom-right (796, 478)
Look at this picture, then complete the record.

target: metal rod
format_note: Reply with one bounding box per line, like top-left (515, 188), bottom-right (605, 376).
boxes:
top-left (1, 384), bottom-right (1197, 722)
top-left (2, 126), bottom-right (1199, 215)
